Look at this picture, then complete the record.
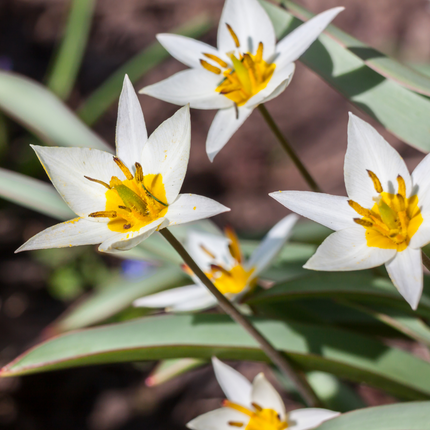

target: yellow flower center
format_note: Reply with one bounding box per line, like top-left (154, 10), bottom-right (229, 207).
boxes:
top-left (224, 400), bottom-right (288, 430)
top-left (200, 25), bottom-right (276, 107)
top-left (85, 157), bottom-right (168, 234)
top-left (183, 226), bottom-right (257, 296)
top-left (349, 170), bottom-right (423, 251)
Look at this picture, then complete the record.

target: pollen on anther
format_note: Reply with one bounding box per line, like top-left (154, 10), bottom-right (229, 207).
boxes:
top-left (200, 59), bottom-right (221, 74)
top-left (113, 156), bottom-right (133, 180)
top-left (226, 23), bottom-right (240, 48)
top-left (203, 53), bottom-right (228, 68)
top-left (367, 170), bottom-right (383, 194)
top-left (228, 422), bottom-right (244, 428)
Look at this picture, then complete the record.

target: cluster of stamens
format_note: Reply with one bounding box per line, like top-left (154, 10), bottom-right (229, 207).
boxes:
top-left (85, 157), bottom-right (168, 233)
top-left (224, 400), bottom-right (288, 430)
top-left (348, 170), bottom-right (422, 251)
top-left (182, 227), bottom-right (255, 295)
top-left (200, 24), bottom-right (275, 110)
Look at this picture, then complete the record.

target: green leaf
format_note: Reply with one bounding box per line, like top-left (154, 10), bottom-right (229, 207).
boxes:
top-left (314, 401), bottom-right (430, 430)
top-left (0, 168), bottom-right (73, 219)
top-left (77, 14), bottom-right (212, 126)
top-left (46, 0), bottom-right (96, 100)
top-left (146, 358), bottom-right (205, 386)
top-left (262, 1), bottom-right (430, 153)
top-left (248, 272), bottom-right (430, 319)
top-left (280, 1), bottom-right (430, 97)
top-left (0, 71), bottom-right (110, 151)
top-left (51, 265), bottom-right (186, 333)
top-left (3, 315), bottom-right (430, 400)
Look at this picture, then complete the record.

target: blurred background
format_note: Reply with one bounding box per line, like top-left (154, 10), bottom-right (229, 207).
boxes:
top-left (0, 0), bottom-right (430, 428)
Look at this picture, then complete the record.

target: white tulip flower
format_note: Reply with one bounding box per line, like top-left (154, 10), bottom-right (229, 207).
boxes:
top-left (271, 113), bottom-right (430, 310)
top-left (133, 214), bottom-right (298, 312)
top-left (16, 76), bottom-right (229, 254)
top-left (188, 358), bottom-right (339, 430)
top-left (140, 0), bottom-right (343, 161)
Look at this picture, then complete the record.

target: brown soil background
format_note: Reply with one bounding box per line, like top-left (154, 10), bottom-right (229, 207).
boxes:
top-left (0, 0), bottom-right (430, 429)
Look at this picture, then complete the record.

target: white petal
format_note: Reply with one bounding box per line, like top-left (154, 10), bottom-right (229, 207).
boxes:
top-left (274, 7), bottom-right (344, 69)
top-left (269, 191), bottom-right (356, 231)
top-left (288, 408), bottom-right (340, 430)
top-left (31, 145), bottom-right (123, 218)
top-left (133, 284), bottom-right (208, 308)
top-left (166, 194), bottom-right (230, 226)
top-left (206, 107), bottom-right (253, 162)
top-left (411, 152), bottom-right (430, 217)
top-left (246, 214), bottom-right (298, 276)
top-left (409, 219), bottom-right (430, 249)
top-left (116, 75), bottom-right (147, 171)
top-left (141, 105), bottom-right (190, 204)
top-left (98, 217), bottom-right (164, 253)
top-left (187, 407), bottom-right (248, 430)
top-left (385, 247), bottom-right (423, 310)
top-left (187, 230), bottom-right (233, 271)
top-left (246, 63), bottom-right (295, 108)
top-left (251, 373), bottom-right (286, 420)
top-left (168, 293), bottom-right (217, 312)
top-left (304, 227), bottom-right (396, 271)
top-left (157, 34), bottom-right (226, 69)
top-left (140, 69), bottom-right (233, 110)
top-left (217, 0), bottom-right (276, 59)
top-left (15, 218), bottom-right (114, 252)
top-left (212, 357), bottom-right (252, 406)
top-left (345, 113), bottom-right (412, 207)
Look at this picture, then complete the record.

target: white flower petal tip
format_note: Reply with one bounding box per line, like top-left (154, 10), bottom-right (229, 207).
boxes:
top-left (211, 357), bottom-right (252, 405)
top-left (288, 408), bottom-right (340, 430)
top-left (251, 373), bottom-right (286, 420)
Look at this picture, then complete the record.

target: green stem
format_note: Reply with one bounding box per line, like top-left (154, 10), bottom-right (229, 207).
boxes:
top-left (422, 250), bottom-right (430, 271)
top-left (160, 228), bottom-right (321, 407)
top-left (258, 104), bottom-right (322, 193)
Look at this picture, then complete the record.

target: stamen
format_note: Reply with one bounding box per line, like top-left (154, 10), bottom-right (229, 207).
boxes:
top-left (200, 244), bottom-right (216, 259)
top-left (348, 200), bottom-right (372, 218)
top-left (84, 176), bottom-right (111, 189)
top-left (200, 59), bottom-right (221, 74)
top-left (113, 157), bottom-right (134, 180)
top-left (123, 223), bottom-right (132, 229)
top-left (255, 42), bottom-right (263, 62)
top-left (397, 193), bottom-right (405, 211)
top-left (397, 175), bottom-right (406, 198)
top-left (118, 205), bottom-right (131, 212)
top-left (251, 403), bottom-right (263, 412)
top-left (211, 264), bottom-right (232, 277)
top-left (367, 170), bottom-right (383, 193)
top-left (228, 422), bottom-right (244, 428)
top-left (203, 53), bottom-right (228, 68)
top-left (224, 226), bottom-right (242, 263)
top-left (89, 210), bottom-right (117, 218)
top-left (226, 23), bottom-right (240, 48)
top-left (234, 102), bottom-right (239, 120)
top-left (354, 218), bottom-right (373, 227)
top-left (135, 162), bottom-right (144, 183)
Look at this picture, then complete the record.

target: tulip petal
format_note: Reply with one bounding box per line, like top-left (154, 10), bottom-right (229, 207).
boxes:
top-left (141, 106), bottom-right (190, 204)
top-left (411, 152), bottom-right (430, 217)
top-left (133, 284), bottom-right (208, 308)
top-left (168, 293), bottom-right (217, 312)
top-left (269, 191), bottom-right (356, 231)
top-left (167, 194), bottom-right (230, 226)
top-left (275, 7), bottom-right (344, 68)
top-left (98, 218), bottom-right (164, 253)
top-left (246, 214), bottom-right (298, 277)
top-left (409, 219), bottom-right (430, 249)
top-left (140, 69), bottom-right (233, 110)
top-left (246, 63), bottom-right (295, 108)
top-left (187, 407), bottom-right (248, 430)
top-left (206, 106), bottom-right (253, 162)
top-left (157, 34), bottom-right (226, 69)
top-left (304, 227), bottom-right (396, 271)
top-left (345, 113), bottom-right (412, 207)
top-left (15, 218), bottom-right (114, 252)
top-left (251, 373), bottom-right (286, 420)
top-left (217, 0), bottom-right (276, 59)
top-left (288, 408), bottom-right (340, 430)
top-left (31, 145), bottom-right (123, 218)
top-left (385, 247), bottom-right (423, 310)
top-left (187, 230), bottom-right (233, 271)
top-left (212, 357), bottom-right (252, 406)
top-left (116, 75), bottom-right (147, 171)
